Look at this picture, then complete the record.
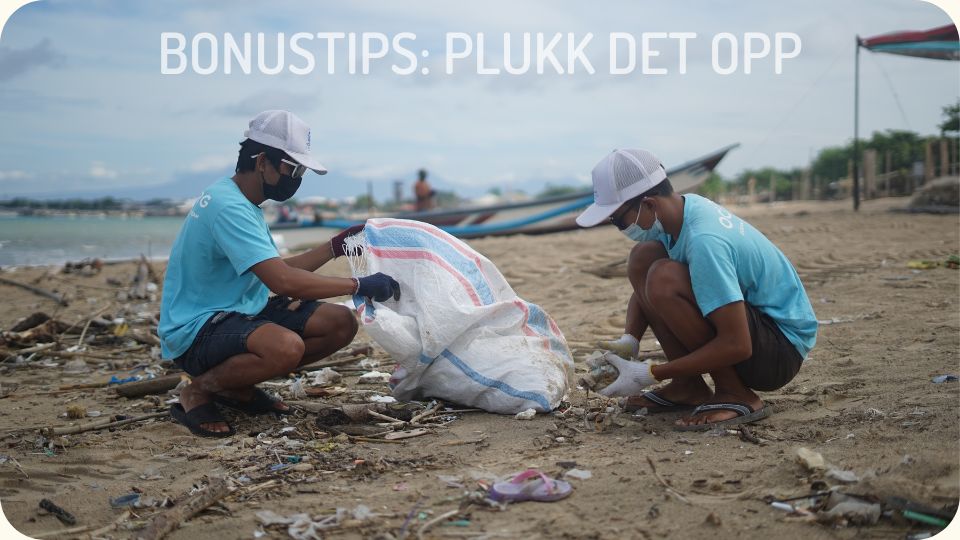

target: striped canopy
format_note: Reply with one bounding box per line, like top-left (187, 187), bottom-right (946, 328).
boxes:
top-left (860, 24), bottom-right (959, 61)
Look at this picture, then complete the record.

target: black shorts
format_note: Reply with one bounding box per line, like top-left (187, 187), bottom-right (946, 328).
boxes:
top-left (734, 304), bottom-right (804, 391)
top-left (173, 296), bottom-right (322, 377)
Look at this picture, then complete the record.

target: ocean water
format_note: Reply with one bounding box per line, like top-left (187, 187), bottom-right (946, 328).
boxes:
top-left (0, 215), bottom-right (187, 266)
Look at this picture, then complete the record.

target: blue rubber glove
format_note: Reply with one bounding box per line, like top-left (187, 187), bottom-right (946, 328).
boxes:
top-left (356, 272), bottom-right (401, 302)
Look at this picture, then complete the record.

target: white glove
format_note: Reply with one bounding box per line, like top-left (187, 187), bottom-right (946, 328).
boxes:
top-left (598, 353), bottom-right (659, 397)
top-left (596, 333), bottom-right (640, 358)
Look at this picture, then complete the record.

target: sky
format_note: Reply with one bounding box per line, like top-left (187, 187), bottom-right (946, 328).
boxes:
top-left (0, 0), bottom-right (957, 201)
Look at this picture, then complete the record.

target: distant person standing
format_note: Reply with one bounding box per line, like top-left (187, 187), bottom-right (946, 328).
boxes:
top-left (414, 168), bottom-right (436, 211)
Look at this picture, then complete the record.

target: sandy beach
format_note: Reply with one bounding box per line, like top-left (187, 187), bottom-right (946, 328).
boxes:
top-left (0, 197), bottom-right (957, 539)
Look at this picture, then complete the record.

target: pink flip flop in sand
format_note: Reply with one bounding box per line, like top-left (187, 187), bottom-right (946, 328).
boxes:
top-left (488, 469), bottom-right (573, 503)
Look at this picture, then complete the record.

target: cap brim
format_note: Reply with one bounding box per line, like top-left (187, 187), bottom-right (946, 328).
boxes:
top-left (576, 202), bottom-right (620, 228)
top-left (287, 150), bottom-right (328, 175)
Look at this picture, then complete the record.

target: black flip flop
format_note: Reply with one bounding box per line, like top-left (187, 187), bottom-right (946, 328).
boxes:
top-left (624, 390), bottom-right (700, 414)
top-left (674, 401), bottom-right (772, 431)
top-left (213, 387), bottom-right (292, 417)
top-left (170, 402), bottom-right (235, 438)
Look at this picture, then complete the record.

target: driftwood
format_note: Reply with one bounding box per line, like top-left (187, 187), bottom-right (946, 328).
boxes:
top-left (0, 276), bottom-right (68, 305)
top-left (43, 411), bottom-right (167, 436)
top-left (114, 374), bottom-right (185, 399)
top-left (136, 477), bottom-right (231, 540)
top-left (9, 312), bottom-right (52, 332)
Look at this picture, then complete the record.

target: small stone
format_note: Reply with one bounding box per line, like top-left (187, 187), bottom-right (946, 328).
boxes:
top-left (705, 512), bottom-right (722, 526)
top-left (709, 470), bottom-right (724, 478)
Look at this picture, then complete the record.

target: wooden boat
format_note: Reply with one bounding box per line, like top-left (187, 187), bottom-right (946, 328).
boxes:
top-left (274, 144), bottom-right (738, 239)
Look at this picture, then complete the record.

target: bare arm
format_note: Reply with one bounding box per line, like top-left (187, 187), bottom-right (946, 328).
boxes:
top-left (284, 243), bottom-right (335, 272)
top-left (251, 257), bottom-right (355, 299)
top-left (650, 301), bottom-right (752, 380)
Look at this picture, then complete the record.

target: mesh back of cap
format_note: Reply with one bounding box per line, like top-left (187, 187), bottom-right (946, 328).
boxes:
top-left (612, 150), bottom-right (663, 192)
top-left (251, 111), bottom-right (290, 143)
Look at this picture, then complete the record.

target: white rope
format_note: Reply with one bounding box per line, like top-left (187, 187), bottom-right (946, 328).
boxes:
top-left (343, 232), bottom-right (369, 278)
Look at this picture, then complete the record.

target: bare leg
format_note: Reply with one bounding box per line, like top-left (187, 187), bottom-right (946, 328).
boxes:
top-left (643, 260), bottom-right (762, 426)
top-left (624, 244), bottom-right (712, 408)
top-left (298, 303), bottom-right (359, 367)
top-left (179, 323), bottom-right (304, 433)
top-left (180, 303), bottom-right (359, 433)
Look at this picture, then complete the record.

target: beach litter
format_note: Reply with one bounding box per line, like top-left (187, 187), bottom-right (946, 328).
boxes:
top-left (931, 374), bottom-right (958, 383)
top-left (514, 408), bottom-right (536, 420)
top-left (39, 498), bottom-right (76, 525)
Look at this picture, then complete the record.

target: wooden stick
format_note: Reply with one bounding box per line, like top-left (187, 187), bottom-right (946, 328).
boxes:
top-left (0, 276), bottom-right (68, 305)
top-left (417, 509), bottom-right (460, 540)
top-left (137, 477), bottom-right (231, 540)
top-left (76, 304), bottom-right (113, 347)
top-left (292, 355), bottom-right (365, 373)
top-left (114, 374), bottom-right (185, 399)
top-left (645, 456), bottom-right (691, 505)
top-left (43, 411), bottom-right (167, 436)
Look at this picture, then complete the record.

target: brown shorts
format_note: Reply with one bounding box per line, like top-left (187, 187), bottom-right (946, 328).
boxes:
top-left (734, 304), bottom-right (804, 391)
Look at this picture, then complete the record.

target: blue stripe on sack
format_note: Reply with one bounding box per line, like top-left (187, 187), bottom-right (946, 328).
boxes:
top-left (524, 302), bottom-right (572, 360)
top-left (439, 349), bottom-right (551, 410)
top-left (366, 224), bottom-right (496, 305)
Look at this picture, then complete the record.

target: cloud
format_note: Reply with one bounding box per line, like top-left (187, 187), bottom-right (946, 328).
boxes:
top-left (0, 38), bottom-right (65, 81)
top-left (187, 154), bottom-right (234, 173)
top-left (89, 161), bottom-right (118, 179)
top-left (217, 89), bottom-right (321, 117)
top-left (0, 170), bottom-right (33, 181)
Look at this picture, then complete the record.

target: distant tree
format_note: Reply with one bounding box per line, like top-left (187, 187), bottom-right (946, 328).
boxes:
top-left (696, 172), bottom-right (726, 200)
top-left (352, 194), bottom-right (376, 210)
top-left (940, 101), bottom-right (960, 134)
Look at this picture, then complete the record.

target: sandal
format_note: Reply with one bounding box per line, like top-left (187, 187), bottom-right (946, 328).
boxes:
top-left (488, 469), bottom-right (572, 503)
top-left (214, 387), bottom-right (292, 417)
top-left (674, 401), bottom-right (771, 431)
top-left (170, 402), bottom-right (235, 438)
top-left (624, 390), bottom-right (700, 414)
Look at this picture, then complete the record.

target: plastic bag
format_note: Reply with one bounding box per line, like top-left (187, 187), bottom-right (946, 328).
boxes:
top-left (345, 218), bottom-right (572, 414)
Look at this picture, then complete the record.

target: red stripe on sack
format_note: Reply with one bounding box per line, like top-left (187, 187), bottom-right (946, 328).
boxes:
top-left (368, 246), bottom-right (483, 306)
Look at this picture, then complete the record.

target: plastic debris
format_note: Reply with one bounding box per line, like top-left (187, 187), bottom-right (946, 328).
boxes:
top-left (826, 468), bottom-right (859, 484)
top-left (564, 468), bottom-right (592, 480)
top-left (514, 408), bottom-right (536, 420)
top-left (358, 371), bottom-right (390, 384)
top-left (358, 358), bottom-right (380, 370)
top-left (109, 493), bottom-right (141, 508)
top-left (289, 377), bottom-right (307, 399)
top-left (932, 374), bottom-right (958, 383)
top-left (770, 501), bottom-right (794, 512)
top-left (795, 447), bottom-right (826, 471)
top-left (108, 375), bottom-right (140, 385)
top-left (308, 367), bottom-right (342, 386)
top-left (368, 395), bottom-right (396, 403)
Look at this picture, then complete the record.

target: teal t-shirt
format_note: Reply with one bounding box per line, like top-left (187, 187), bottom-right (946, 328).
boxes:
top-left (159, 178), bottom-right (279, 359)
top-left (665, 194), bottom-right (817, 359)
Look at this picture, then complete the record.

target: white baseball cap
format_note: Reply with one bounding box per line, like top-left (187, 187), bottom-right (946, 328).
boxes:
top-left (576, 149), bottom-right (667, 227)
top-left (243, 110), bottom-right (327, 175)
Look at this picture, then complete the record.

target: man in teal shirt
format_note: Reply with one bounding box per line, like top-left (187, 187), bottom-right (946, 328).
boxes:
top-left (577, 149), bottom-right (817, 430)
top-left (160, 110), bottom-right (400, 437)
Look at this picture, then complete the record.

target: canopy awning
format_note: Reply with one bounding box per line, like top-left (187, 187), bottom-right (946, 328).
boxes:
top-left (859, 24), bottom-right (959, 61)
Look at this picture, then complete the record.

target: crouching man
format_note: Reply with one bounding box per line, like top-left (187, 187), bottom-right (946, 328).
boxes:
top-left (577, 149), bottom-right (817, 430)
top-left (159, 110), bottom-right (400, 437)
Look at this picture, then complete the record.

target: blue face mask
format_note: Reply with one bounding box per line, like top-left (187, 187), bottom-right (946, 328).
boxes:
top-left (621, 208), bottom-right (664, 243)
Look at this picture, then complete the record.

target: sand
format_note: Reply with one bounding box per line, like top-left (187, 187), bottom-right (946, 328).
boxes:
top-left (0, 197), bottom-right (957, 539)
